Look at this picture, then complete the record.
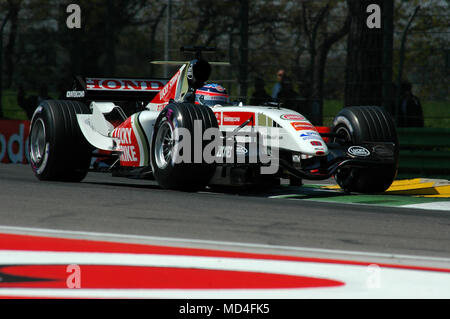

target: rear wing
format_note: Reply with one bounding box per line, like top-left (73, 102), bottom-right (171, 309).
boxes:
top-left (65, 76), bottom-right (168, 103)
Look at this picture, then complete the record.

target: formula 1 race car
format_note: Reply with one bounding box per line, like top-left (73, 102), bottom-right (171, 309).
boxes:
top-left (29, 46), bottom-right (398, 193)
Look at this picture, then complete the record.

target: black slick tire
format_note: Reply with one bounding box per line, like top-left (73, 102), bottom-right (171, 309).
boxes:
top-left (29, 100), bottom-right (93, 182)
top-left (332, 105), bottom-right (399, 193)
top-left (150, 102), bottom-right (219, 191)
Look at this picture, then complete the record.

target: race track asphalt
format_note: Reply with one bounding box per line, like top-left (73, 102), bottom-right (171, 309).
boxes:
top-left (1, 164), bottom-right (449, 259)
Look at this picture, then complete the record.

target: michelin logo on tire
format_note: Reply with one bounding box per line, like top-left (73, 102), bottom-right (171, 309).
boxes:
top-left (348, 146), bottom-right (370, 157)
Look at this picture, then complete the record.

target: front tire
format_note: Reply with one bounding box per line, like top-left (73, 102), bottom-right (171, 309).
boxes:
top-left (29, 100), bottom-right (93, 182)
top-left (332, 105), bottom-right (399, 193)
top-left (150, 102), bottom-right (218, 190)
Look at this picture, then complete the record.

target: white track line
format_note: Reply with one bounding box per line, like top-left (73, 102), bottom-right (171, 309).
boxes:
top-left (0, 225), bottom-right (449, 266)
top-left (401, 202), bottom-right (450, 211)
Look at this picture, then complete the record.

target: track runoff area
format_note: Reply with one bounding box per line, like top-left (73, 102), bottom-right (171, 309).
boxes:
top-left (0, 164), bottom-right (449, 300)
top-left (270, 177), bottom-right (450, 211)
top-left (0, 226), bottom-right (449, 300)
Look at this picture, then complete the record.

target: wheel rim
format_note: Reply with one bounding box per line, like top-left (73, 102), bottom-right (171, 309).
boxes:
top-left (30, 118), bottom-right (46, 164)
top-left (334, 126), bottom-right (352, 143)
top-left (154, 120), bottom-right (174, 169)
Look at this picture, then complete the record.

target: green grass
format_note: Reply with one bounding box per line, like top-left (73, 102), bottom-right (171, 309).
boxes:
top-left (323, 100), bottom-right (344, 127)
top-left (1, 90), bottom-right (27, 120)
top-left (1, 89), bottom-right (60, 120)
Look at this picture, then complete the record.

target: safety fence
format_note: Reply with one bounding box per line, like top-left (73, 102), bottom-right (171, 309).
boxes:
top-left (397, 128), bottom-right (450, 179)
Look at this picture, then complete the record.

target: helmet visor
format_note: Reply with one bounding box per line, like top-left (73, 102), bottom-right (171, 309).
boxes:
top-left (195, 91), bottom-right (230, 107)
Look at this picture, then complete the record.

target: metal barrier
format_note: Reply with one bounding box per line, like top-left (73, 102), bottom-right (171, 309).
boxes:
top-left (397, 128), bottom-right (450, 178)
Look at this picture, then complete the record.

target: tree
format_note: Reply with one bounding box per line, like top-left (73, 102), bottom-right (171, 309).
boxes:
top-left (393, 0), bottom-right (449, 101)
top-left (344, 0), bottom-right (394, 110)
top-left (173, 0), bottom-right (283, 99)
top-left (303, 1), bottom-right (350, 124)
top-left (4, 0), bottom-right (22, 89)
top-left (286, 0), bottom-right (350, 124)
top-left (0, 9), bottom-right (10, 118)
top-left (239, 0), bottom-right (249, 100)
top-left (103, 0), bottom-right (153, 76)
top-left (173, 0), bottom-right (240, 92)
top-left (147, 3), bottom-right (167, 75)
top-left (57, 0), bottom-right (157, 78)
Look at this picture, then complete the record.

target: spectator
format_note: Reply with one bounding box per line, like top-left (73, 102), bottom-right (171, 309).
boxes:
top-left (271, 69), bottom-right (286, 102)
top-left (398, 81), bottom-right (424, 127)
top-left (250, 77), bottom-right (271, 105)
top-left (18, 85), bottom-right (50, 120)
top-left (278, 76), bottom-right (300, 112)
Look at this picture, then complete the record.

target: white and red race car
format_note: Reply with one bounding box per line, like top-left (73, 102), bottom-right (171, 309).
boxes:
top-left (29, 47), bottom-right (398, 193)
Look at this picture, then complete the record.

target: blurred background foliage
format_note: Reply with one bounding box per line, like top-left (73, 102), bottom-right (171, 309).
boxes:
top-left (0, 0), bottom-right (448, 127)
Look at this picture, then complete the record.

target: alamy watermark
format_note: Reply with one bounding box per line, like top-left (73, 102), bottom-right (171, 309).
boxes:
top-left (66, 4), bottom-right (81, 29)
top-left (66, 4), bottom-right (381, 30)
top-left (366, 4), bottom-right (381, 29)
top-left (366, 264), bottom-right (381, 289)
top-left (142, 120), bottom-right (280, 175)
top-left (66, 264), bottom-right (81, 288)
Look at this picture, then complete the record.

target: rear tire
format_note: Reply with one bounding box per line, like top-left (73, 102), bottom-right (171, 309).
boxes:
top-left (332, 106), bottom-right (399, 193)
top-left (29, 100), bottom-right (93, 182)
top-left (150, 102), bottom-right (219, 190)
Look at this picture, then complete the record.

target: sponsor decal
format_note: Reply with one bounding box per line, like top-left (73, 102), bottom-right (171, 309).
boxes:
top-left (215, 145), bottom-right (247, 159)
top-left (216, 145), bottom-right (231, 158)
top-left (111, 117), bottom-right (141, 166)
top-left (158, 69), bottom-right (181, 101)
top-left (300, 131), bottom-right (321, 140)
top-left (348, 146), bottom-right (371, 157)
top-left (236, 145), bottom-right (248, 155)
top-left (222, 112), bottom-right (254, 126)
top-left (85, 78), bottom-right (166, 92)
top-left (310, 141), bottom-right (322, 146)
top-left (280, 114), bottom-right (305, 121)
top-left (0, 120), bottom-right (30, 164)
top-left (148, 68), bottom-right (183, 109)
top-left (291, 122), bottom-right (316, 131)
top-left (66, 90), bottom-right (85, 98)
top-left (156, 103), bottom-right (168, 111)
top-left (214, 112), bottom-right (222, 125)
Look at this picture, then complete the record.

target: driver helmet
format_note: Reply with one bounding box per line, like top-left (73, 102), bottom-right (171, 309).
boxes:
top-left (195, 83), bottom-right (230, 107)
